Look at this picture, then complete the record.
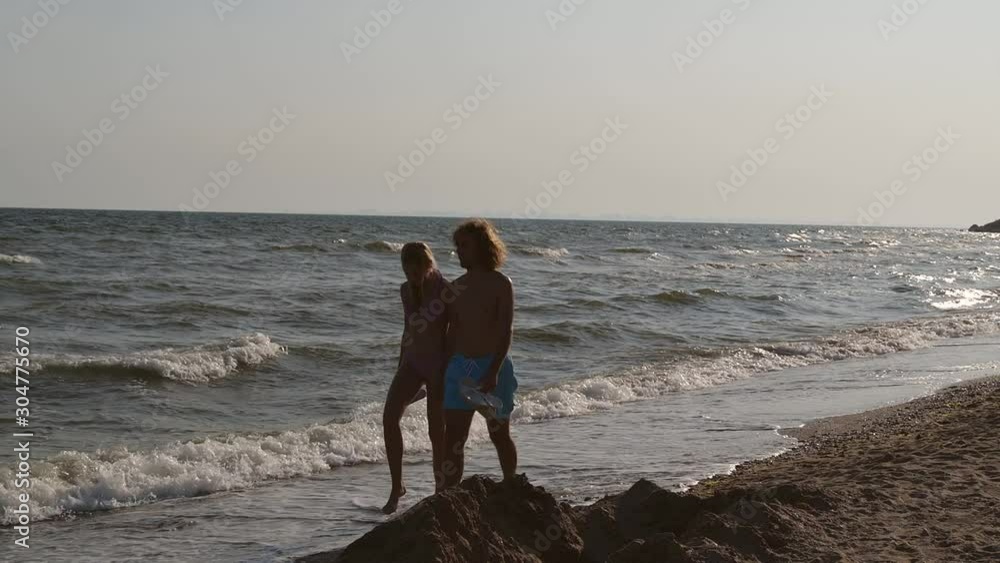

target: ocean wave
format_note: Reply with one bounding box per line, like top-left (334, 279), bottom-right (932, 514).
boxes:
top-left (703, 288), bottom-right (783, 302)
top-left (290, 344), bottom-right (358, 364)
top-left (513, 311), bottom-right (1000, 421)
top-left (5, 312), bottom-right (998, 523)
top-left (893, 273), bottom-right (936, 283)
top-left (690, 261), bottom-right (788, 272)
top-left (568, 298), bottom-right (612, 309)
top-left (0, 253), bottom-right (40, 264)
top-left (136, 300), bottom-right (252, 317)
top-left (779, 249), bottom-right (814, 260)
top-left (268, 243), bottom-right (330, 252)
top-left (691, 262), bottom-right (744, 271)
top-left (14, 333), bottom-right (286, 383)
top-left (928, 288), bottom-right (998, 311)
top-left (862, 239), bottom-right (901, 248)
top-left (518, 322), bottom-right (595, 344)
top-left (634, 289), bottom-right (785, 306)
top-left (717, 246), bottom-right (761, 256)
top-left (652, 290), bottom-right (701, 305)
top-left (518, 298), bottom-right (613, 314)
top-left (511, 246), bottom-right (569, 259)
top-left (361, 241), bottom-right (404, 253)
top-left (0, 400), bottom-right (489, 524)
top-left (611, 247), bottom-right (654, 254)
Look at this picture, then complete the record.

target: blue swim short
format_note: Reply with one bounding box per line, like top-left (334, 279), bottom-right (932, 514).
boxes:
top-left (444, 354), bottom-right (518, 419)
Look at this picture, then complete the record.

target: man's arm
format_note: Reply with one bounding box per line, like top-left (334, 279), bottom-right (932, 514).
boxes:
top-left (442, 279), bottom-right (458, 362)
top-left (480, 276), bottom-right (513, 393)
top-left (441, 278), bottom-right (465, 364)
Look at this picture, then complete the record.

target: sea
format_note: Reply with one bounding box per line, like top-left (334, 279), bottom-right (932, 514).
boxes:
top-left (1, 208), bottom-right (998, 562)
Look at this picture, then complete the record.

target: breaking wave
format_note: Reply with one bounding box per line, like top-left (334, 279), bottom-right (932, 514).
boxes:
top-left (12, 333), bottom-right (286, 383)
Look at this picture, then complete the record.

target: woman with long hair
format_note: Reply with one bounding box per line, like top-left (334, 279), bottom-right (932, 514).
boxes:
top-left (381, 242), bottom-right (449, 513)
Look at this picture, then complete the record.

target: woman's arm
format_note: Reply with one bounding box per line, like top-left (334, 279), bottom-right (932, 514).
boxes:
top-left (398, 283), bottom-right (410, 369)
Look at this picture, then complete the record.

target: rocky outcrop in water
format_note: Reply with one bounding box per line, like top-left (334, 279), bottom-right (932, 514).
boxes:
top-left (969, 219), bottom-right (1000, 232)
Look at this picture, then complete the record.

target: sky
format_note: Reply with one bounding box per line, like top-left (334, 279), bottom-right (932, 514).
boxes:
top-left (2, 0), bottom-right (999, 227)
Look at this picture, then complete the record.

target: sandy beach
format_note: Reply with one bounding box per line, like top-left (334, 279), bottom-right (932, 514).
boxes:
top-left (298, 376), bottom-right (1000, 562)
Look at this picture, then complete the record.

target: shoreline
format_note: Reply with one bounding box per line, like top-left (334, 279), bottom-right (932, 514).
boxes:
top-left (297, 376), bottom-right (999, 562)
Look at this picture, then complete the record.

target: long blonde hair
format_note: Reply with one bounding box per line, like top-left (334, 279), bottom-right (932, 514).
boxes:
top-left (401, 242), bottom-right (436, 304)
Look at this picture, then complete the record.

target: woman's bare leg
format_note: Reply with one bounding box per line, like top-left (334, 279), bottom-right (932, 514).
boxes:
top-left (382, 364), bottom-right (423, 514)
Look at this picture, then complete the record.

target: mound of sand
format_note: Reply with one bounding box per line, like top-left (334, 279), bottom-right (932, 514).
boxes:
top-left (298, 377), bottom-right (1000, 562)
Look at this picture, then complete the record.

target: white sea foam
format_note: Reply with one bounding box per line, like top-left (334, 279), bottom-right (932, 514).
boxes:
top-left (362, 240), bottom-right (404, 253)
top-left (24, 333), bottom-right (286, 383)
top-left (0, 253), bottom-right (40, 264)
top-left (513, 311), bottom-right (1000, 421)
top-left (929, 288), bottom-right (996, 311)
top-left (0, 400), bottom-right (490, 524)
top-left (513, 246), bottom-right (570, 259)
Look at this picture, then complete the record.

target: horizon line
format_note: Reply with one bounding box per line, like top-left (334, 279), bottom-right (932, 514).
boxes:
top-left (0, 205), bottom-right (975, 230)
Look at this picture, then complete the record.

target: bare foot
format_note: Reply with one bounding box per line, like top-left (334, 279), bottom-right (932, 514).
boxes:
top-left (382, 486), bottom-right (406, 514)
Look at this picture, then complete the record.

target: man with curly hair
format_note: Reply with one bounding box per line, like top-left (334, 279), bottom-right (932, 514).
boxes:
top-left (440, 218), bottom-right (519, 488)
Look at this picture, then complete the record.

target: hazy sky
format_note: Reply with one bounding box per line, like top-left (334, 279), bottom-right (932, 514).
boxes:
top-left (2, 0), bottom-right (998, 226)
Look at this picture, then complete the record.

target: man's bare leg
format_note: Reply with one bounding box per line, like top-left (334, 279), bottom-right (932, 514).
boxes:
top-left (442, 410), bottom-right (475, 488)
top-left (487, 418), bottom-right (517, 481)
top-left (426, 377), bottom-right (446, 492)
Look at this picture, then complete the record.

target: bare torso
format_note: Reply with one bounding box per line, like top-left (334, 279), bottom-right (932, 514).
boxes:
top-left (448, 270), bottom-right (512, 357)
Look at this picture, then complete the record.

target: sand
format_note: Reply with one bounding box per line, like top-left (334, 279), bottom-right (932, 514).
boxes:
top-left (296, 376), bottom-right (1000, 562)
top-left (693, 375), bottom-right (1000, 562)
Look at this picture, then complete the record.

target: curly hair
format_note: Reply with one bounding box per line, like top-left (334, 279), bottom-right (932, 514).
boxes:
top-left (453, 219), bottom-right (507, 270)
